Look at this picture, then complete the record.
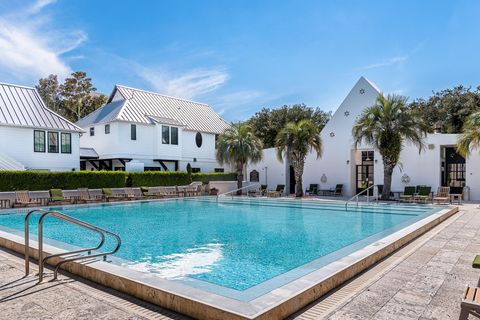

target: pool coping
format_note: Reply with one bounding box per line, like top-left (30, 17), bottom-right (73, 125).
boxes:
top-left (0, 203), bottom-right (458, 320)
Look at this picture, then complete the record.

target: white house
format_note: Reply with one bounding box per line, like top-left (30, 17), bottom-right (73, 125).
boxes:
top-left (76, 85), bottom-right (231, 172)
top-left (0, 83), bottom-right (83, 171)
top-left (247, 77), bottom-right (480, 200)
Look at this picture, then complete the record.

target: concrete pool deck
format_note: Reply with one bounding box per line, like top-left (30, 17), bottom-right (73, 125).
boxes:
top-left (0, 204), bottom-right (478, 319)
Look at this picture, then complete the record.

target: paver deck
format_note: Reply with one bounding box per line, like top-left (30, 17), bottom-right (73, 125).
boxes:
top-left (0, 204), bottom-right (478, 319)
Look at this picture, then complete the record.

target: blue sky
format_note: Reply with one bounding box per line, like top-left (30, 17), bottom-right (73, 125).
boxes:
top-left (0, 1), bottom-right (479, 121)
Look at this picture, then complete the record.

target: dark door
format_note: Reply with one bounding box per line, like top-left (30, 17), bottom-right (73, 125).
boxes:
top-left (356, 151), bottom-right (374, 195)
top-left (443, 147), bottom-right (466, 194)
top-left (289, 165), bottom-right (296, 194)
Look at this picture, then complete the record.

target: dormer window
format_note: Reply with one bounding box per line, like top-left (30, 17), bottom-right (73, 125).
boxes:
top-left (105, 124), bottom-right (110, 134)
top-left (90, 127), bottom-right (94, 136)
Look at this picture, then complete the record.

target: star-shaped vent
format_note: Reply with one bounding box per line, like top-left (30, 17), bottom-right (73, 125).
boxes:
top-left (329, 132), bottom-right (335, 137)
top-left (344, 111), bottom-right (350, 117)
top-left (359, 89), bottom-right (365, 94)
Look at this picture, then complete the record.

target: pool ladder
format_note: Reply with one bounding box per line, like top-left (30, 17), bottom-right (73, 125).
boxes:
top-left (24, 209), bottom-right (121, 282)
top-left (345, 184), bottom-right (377, 210)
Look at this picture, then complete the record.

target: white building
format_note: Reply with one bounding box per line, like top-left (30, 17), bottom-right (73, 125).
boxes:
top-left (248, 77), bottom-right (479, 200)
top-left (76, 85), bottom-right (231, 172)
top-left (0, 83), bottom-right (83, 171)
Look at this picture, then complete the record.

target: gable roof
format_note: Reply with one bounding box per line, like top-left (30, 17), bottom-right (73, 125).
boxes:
top-left (76, 85), bottom-right (231, 134)
top-left (0, 83), bottom-right (83, 132)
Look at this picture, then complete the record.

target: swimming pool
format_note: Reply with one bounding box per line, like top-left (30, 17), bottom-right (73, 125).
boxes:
top-left (0, 199), bottom-right (442, 298)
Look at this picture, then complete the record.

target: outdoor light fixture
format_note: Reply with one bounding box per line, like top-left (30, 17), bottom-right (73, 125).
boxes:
top-left (320, 174), bottom-right (327, 183)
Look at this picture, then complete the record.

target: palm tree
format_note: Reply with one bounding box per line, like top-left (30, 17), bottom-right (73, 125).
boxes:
top-left (457, 111), bottom-right (480, 157)
top-left (275, 119), bottom-right (322, 197)
top-left (353, 94), bottom-right (427, 200)
top-left (216, 123), bottom-right (263, 195)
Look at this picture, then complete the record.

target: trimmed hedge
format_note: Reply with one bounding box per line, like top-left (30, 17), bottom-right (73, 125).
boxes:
top-left (0, 170), bottom-right (237, 191)
top-left (129, 171), bottom-right (191, 187)
top-left (0, 171), bottom-right (127, 191)
top-left (129, 171), bottom-right (237, 187)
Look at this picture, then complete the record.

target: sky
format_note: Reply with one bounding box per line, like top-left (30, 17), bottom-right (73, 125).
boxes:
top-left (0, 0), bottom-right (479, 121)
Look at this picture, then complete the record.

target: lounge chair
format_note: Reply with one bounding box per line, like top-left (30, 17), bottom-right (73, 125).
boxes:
top-left (267, 185), bottom-right (285, 197)
top-left (141, 186), bottom-right (165, 199)
top-left (102, 188), bottom-right (126, 202)
top-left (399, 186), bottom-right (416, 202)
top-left (433, 187), bottom-right (450, 204)
top-left (306, 184), bottom-right (318, 195)
top-left (248, 184), bottom-right (267, 197)
top-left (413, 186), bottom-right (432, 203)
top-left (48, 189), bottom-right (73, 205)
top-left (14, 191), bottom-right (39, 207)
top-left (460, 286), bottom-right (480, 319)
top-left (78, 188), bottom-right (102, 203)
top-left (124, 188), bottom-right (146, 200)
top-left (176, 186), bottom-right (186, 197)
top-left (161, 186), bottom-right (179, 198)
top-left (332, 184), bottom-right (343, 197)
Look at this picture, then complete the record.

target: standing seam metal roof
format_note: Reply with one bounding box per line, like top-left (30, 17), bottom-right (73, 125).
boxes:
top-left (0, 83), bottom-right (83, 132)
top-left (76, 85), bottom-right (231, 134)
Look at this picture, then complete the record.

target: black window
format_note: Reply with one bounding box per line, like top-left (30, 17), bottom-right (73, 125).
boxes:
top-left (195, 132), bottom-right (203, 148)
top-left (61, 133), bottom-right (72, 154)
top-left (90, 127), bottom-right (94, 136)
top-left (162, 125), bottom-right (170, 144)
top-left (34, 130), bottom-right (45, 152)
top-left (192, 167), bottom-right (201, 173)
top-left (105, 124), bottom-right (110, 134)
top-left (131, 124), bottom-right (137, 140)
top-left (48, 131), bottom-right (59, 153)
top-left (171, 127), bottom-right (178, 145)
top-left (215, 168), bottom-right (225, 173)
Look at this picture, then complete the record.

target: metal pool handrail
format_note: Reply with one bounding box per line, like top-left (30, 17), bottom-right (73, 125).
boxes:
top-left (24, 209), bottom-right (121, 282)
top-left (216, 183), bottom-right (261, 200)
top-left (345, 184), bottom-right (377, 210)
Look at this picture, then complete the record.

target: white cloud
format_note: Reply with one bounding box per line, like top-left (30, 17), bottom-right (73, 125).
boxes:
top-left (28, 0), bottom-right (57, 14)
top-left (214, 90), bottom-right (265, 115)
top-left (358, 55), bottom-right (409, 70)
top-left (139, 67), bottom-right (230, 100)
top-left (0, 0), bottom-right (85, 83)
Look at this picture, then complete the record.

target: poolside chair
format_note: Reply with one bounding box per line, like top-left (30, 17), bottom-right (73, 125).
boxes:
top-left (267, 185), bottom-right (285, 197)
top-left (332, 184), bottom-right (343, 197)
top-left (78, 188), bottom-right (102, 203)
top-left (102, 188), bottom-right (126, 202)
top-left (305, 184), bottom-right (318, 195)
top-left (141, 186), bottom-right (165, 199)
top-left (460, 286), bottom-right (480, 319)
top-left (399, 186), bottom-right (416, 202)
top-left (433, 187), bottom-right (450, 204)
top-left (176, 186), bottom-right (186, 197)
top-left (161, 186), bottom-right (179, 198)
top-left (376, 185), bottom-right (394, 200)
top-left (48, 189), bottom-right (73, 205)
top-left (413, 186), bottom-right (432, 203)
top-left (14, 191), bottom-right (39, 207)
top-left (124, 188), bottom-right (146, 200)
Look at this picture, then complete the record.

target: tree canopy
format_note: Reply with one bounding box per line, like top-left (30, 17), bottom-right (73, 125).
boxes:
top-left (36, 71), bottom-right (107, 122)
top-left (247, 104), bottom-right (331, 148)
top-left (353, 94), bottom-right (428, 199)
top-left (409, 85), bottom-right (480, 133)
top-left (275, 119), bottom-right (322, 197)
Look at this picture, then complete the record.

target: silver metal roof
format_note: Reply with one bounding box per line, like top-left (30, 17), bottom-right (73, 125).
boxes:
top-left (76, 85), bottom-right (231, 134)
top-left (0, 83), bottom-right (83, 132)
top-left (79, 147), bottom-right (99, 159)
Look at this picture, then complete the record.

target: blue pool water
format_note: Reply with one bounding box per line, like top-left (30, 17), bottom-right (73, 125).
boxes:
top-left (0, 199), bottom-right (441, 295)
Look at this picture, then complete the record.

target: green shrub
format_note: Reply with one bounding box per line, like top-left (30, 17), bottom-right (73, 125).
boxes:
top-left (0, 170), bottom-right (237, 191)
top-left (0, 171), bottom-right (127, 191)
top-left (129, 171), bottom-right (191, 187)
top-left (192, 172), bottom-right (237, 183)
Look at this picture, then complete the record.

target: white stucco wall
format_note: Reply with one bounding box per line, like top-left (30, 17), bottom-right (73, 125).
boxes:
top-left (0, 125), bottom-right (80, 171)
top-left (247, 77), bottom-right (480, 200)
